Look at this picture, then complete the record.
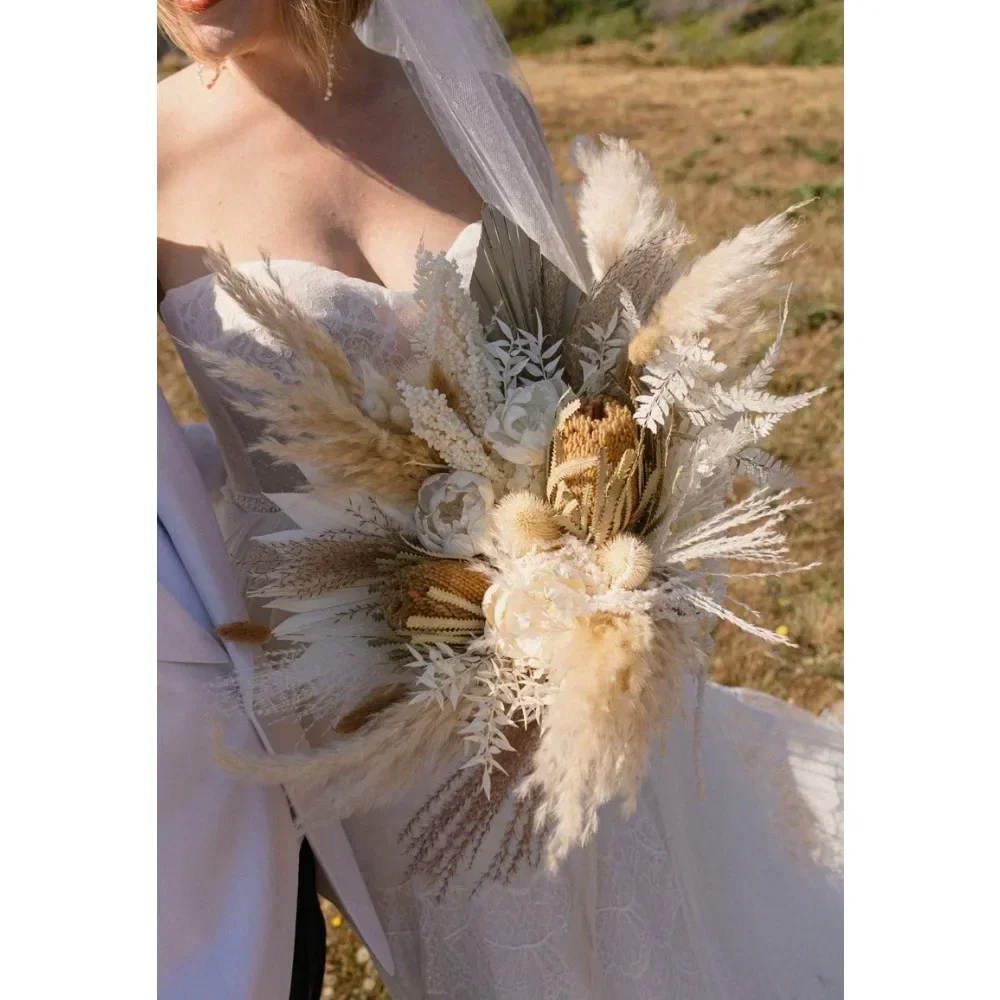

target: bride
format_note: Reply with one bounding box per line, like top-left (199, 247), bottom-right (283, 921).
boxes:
top-left (157, 1), bottom-right (844, 997)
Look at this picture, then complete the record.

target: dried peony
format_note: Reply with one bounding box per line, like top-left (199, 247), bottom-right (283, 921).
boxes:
top-left (483, 544), bottom-right (604, 662)
top-left (414, 471), bottom-right (495, 558)
top-left (483, 378), bottom-right (565, 467)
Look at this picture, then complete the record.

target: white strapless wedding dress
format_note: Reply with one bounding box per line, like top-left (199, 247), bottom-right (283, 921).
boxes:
top-left (160, 229), bottom-right (843, 1000)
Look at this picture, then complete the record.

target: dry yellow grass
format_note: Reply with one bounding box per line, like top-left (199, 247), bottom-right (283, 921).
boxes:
top-left (157, 57), bottom-right (843, 995)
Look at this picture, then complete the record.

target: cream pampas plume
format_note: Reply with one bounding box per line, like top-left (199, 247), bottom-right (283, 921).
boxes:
top-left (213, 697), bottom-right (464, 818)
top-left (521, 615), bottom-right (687, 870)
top-left (205, 248), bottom-right (359, 398)
top-left (197, 252), bottom-right (437, 506)
top-left (573, 134), bottom-right (686, 285)
top-left (565, 137), bottom-right (692, 385)
top-left (628, 203), bottom-right (807, 370)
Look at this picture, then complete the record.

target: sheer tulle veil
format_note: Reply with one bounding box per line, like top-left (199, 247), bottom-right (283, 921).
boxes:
top-left (355, 0), bottom-right (593, 292)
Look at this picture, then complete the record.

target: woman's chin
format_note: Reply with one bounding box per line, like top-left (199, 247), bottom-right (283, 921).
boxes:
top-left (176, 0), bottom-right (226, 13)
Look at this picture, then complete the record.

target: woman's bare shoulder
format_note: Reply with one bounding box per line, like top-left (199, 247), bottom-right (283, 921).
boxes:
top-left (158, 65), bottom-right (210, 174)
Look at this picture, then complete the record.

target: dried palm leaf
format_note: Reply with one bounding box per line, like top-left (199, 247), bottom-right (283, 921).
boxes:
top-left (470, 204), bottom-right (584, 354)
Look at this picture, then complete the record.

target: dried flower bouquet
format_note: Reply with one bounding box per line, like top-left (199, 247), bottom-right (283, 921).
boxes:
top-left (203, 135), bottom-right (823, 886)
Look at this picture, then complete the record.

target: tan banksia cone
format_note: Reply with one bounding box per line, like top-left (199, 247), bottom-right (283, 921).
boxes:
top-left (557, 396), bottom-right (637, 485)
top-left (217, 620), bottom-right (274, 645)
top-left (381, 560), bottom-right (490, 637)
top-left (548, 395), bottom-right (642, 544)
top-left (493, 492), bottom-right (564, 558)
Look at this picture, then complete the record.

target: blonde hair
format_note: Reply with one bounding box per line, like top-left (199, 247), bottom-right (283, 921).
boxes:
top-left (157, 0), bottom-right (375, 86)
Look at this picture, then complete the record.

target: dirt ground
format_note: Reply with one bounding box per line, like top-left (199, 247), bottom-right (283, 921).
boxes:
top-left (157, 58), bottom-right (843, 997)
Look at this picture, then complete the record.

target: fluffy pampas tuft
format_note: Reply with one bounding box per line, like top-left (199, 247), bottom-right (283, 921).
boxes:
top-left (573, 134), bottom-right (687, 284)
top-left (521, 613), bottom-right (687, 870)
top-left (628, 203), bottom-right (806, 370)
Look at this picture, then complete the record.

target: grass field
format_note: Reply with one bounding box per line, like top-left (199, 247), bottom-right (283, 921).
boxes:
top-left (157, 52), bottom-right (843, 999)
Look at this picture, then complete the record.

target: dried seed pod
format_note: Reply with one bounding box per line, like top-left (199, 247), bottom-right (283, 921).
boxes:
top-left (600, 534), bottom-right (654, 590)
top-left (492, 491), bottom-right (563, 558)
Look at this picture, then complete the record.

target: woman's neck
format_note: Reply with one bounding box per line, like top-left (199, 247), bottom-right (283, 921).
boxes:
top-left (224, 28), bottom-right (383, 116)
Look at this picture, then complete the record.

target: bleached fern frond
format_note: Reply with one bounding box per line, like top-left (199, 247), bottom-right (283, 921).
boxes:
top-left (733, 448), bottom-right (800, 489)
top-left (739, 286), bottom-right (792, 391)
top-left (633, 338), bottom-right (727, 431)
top-left (699, 382), bottom-right (827, 424)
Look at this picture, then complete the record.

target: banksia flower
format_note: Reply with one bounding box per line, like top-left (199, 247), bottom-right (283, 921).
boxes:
top-left (600, 534), bottom-right (654, 590)
top-left (381, 560), bottom-right (490, 639)
top-left (548, 395), bottom-right (642, 545)
top-left (557, 395), bottom-right (637, 483)
top-left (492, 492), bottom-right (564, 558)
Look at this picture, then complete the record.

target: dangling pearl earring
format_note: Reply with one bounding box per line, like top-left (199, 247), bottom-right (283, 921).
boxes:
top-left (324, 50), bottom-right (334, 102)
top-left (197, 62), bottom-right (223, 90)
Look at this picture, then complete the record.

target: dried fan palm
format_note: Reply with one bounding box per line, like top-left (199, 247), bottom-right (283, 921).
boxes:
top-left (471, 204), bottom-right (583, 355)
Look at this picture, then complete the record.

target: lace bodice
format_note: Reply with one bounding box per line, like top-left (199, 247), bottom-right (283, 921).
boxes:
top-left (160, 225), bottom-right (481, 499)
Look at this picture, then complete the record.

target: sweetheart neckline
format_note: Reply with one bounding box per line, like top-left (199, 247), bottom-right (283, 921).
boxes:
top-left (160, 222), bottom-right (481, 305)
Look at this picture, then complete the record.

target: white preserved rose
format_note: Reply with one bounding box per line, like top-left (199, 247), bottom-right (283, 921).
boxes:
top-left (414, 471), bottom-right (495, 557)
top-left (483, 378), bottom-right (565, 466)
top-left (483, 561), bottom-right (592, 662)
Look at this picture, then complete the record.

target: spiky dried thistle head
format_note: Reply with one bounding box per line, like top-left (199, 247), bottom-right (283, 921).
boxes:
top-left (492, 492), bottom-right (563, 558)
top-left (600, 534), bottom-right (654, 590)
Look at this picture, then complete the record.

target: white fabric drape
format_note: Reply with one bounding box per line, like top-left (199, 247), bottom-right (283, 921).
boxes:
top-left (356, 0), bottom-right (592, 293)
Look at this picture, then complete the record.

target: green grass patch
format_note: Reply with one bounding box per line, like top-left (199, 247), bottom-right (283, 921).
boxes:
top-left (487, 1), bottom-right (843, 65)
